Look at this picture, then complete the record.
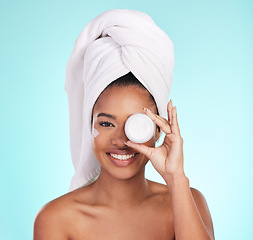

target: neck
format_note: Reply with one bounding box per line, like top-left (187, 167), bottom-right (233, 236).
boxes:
top-left (93, 167), bottom-right (152, 210)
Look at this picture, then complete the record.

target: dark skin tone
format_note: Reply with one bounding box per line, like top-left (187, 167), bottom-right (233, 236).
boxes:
top-left (33, 86), bottom-right (214, 240)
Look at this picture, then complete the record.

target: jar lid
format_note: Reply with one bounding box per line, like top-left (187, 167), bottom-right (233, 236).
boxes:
top-left (125, 113), bottom-right (156, 143)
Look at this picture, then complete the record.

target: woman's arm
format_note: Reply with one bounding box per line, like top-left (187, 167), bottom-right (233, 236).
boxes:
top-left (125, 100), bottom-right (214, 240)
top-left (165, 173), bottom-right (214, 240)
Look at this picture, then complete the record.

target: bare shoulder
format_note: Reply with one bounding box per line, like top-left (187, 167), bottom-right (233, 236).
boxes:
top-left (33, 193), bottom-right (72, 239)
top-left (33, 188), bottom-right (89, 240)
top-left (190, 187), bottom-right (215, 239)
top-left (34, 185), bottom-right (100, 239)
top-left (190, 187), bottom-right (212, 214)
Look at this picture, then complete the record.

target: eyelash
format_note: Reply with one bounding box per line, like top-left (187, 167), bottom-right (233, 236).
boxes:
top-left (99, 121), bottom-right (115, 127)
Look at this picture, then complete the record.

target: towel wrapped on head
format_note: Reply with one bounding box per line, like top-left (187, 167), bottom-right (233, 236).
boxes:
top-left (65, 9), bottom-right (175, 192)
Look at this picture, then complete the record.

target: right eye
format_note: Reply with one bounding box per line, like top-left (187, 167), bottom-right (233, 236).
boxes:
top-left (99, 121), bottom-right (115, 127)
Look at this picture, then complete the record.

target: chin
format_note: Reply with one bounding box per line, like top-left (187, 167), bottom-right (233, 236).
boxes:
top-left (107, 168), bottom-right (144, 181)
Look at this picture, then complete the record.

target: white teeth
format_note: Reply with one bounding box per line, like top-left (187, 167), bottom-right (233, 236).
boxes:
top-left (110, 153), bottom-right (135, 160)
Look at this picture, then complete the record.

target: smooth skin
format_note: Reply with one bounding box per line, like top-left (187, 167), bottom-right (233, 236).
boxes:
top-left (126, 102), bottom-right (215, 240)
top-left (33, 86), bottom-right (214, 240)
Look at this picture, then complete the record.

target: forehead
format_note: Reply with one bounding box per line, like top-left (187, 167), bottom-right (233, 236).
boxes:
top-left (93, 85), bottom-right (154, 115)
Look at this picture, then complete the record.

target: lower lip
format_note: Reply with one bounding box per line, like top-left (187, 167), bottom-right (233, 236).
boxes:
top-left (107, 153), bottom-right (137, 167)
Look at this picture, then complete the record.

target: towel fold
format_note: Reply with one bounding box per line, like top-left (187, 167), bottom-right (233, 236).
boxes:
top-left (65, 9), bottom-right (175, 192)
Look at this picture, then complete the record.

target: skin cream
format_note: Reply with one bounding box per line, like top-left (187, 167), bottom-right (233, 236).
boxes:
top-left (124, 113), bottom-right (156, 143)
top-left (92, 127), bottom-right (99, 138)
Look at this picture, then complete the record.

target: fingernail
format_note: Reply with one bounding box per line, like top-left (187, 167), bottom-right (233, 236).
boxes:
top-left (124, 141), bottom-right (131, 147)
top-left (143, 107), bottom-right (152, 113)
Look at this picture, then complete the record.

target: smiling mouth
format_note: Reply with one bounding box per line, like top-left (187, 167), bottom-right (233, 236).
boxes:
top-left (107, 153), bottom-right (138, 161)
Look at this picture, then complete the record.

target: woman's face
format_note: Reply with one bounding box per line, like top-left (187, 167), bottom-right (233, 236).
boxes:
top-left (91, 85), bottom-right (160, 180)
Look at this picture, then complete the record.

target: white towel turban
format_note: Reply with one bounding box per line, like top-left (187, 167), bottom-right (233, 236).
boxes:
top-left (65, 9), bottom-right (175, 192)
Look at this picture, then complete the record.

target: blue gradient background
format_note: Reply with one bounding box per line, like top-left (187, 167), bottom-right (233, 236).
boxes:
top-left (0, 0), bottom-right (252, 239)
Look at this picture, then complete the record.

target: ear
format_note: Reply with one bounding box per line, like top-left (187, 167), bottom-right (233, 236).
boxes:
top-left (155, 126), bottom-right (160, 142)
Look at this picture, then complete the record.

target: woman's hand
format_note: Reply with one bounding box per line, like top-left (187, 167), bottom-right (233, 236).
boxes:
top-left (125, 100), bottom-right (185, 180)
top-left (125, 101), bottom-right (215, 240)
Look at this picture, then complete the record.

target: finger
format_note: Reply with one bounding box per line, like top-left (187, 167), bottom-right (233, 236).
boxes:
top-left (155, 114), bottom-right (170, 124)
top-left (171, 106), bottom-right (181, 136)
top-left (154, 114), bottom-right (172, 134)
top-left (168, 100), bottom-right (173, 125)
top-left (144, 108), bottom-right (171, 134)
top-left (124, 141), bottom-right (155, 159)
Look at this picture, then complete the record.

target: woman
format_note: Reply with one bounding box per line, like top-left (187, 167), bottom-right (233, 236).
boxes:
top-left (34, 9), bottom-right (214, 240)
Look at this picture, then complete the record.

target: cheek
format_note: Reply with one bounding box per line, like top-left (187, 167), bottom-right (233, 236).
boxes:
top-left (92, 129), bottom-right (102, 150)
top-left (91, 130), bottom-right (112, 163)
top-left (92, 127), bottom-right (99, 138)
top-left (92, 127), bottom-right (109, 150)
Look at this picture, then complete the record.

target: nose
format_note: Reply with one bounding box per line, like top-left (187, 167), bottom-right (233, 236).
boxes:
top-left (111, 126), bottom-right (129, 147)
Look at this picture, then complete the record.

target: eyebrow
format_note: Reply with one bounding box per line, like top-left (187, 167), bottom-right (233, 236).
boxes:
top-left (97, 113), bottom-right (117, 120)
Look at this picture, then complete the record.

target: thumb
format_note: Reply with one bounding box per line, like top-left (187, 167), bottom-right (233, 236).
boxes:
top-left (124, 141), bottom-right (154, 159)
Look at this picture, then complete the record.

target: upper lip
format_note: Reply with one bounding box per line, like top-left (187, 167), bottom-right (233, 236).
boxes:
top-left (107, 150), bottom-right (138, 155)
